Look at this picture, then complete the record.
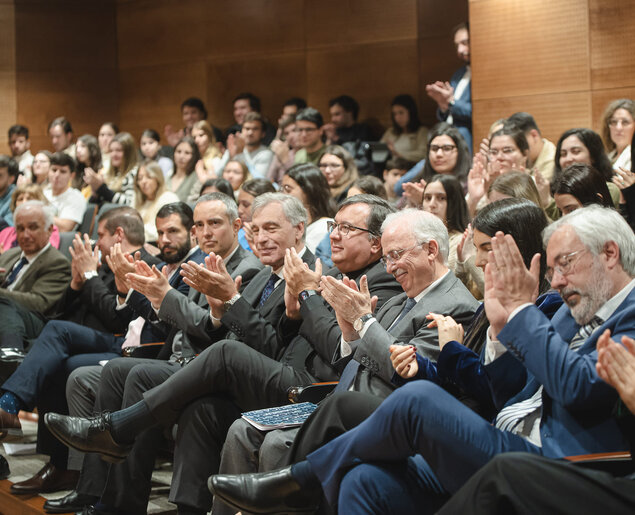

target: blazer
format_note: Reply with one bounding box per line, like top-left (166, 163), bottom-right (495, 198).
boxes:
top-left (346, 271), bottom-right (479, 398)
top-left (0, 245), bottom-right (71, 316)
top-left (437, 65), bottom-right (472, 130)
top-left (489, 287), bottom-right (635, 457)
top-left (157, 245), bottom-right (264, 358)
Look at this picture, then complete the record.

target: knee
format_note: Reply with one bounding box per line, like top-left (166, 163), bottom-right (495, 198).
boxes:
top-left (339, 464), bottom-right (386, 513)
top-left (390, 380), bottom-right (449, 414)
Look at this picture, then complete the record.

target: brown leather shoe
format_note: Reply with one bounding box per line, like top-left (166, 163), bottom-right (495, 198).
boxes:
top-left (10, 463), bottom-right (79, 494)
top-left (0, 407), bottom-right (22, 439)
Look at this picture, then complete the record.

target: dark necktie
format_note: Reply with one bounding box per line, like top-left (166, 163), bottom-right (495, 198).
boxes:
top-left (337, 296), bottom-right (418, 391)
top-left (258, 274), bottom-right (278, 307)
top-left (2, 256), bottom-right (28, 288)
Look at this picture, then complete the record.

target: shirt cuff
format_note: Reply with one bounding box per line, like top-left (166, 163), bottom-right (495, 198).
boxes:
top-left (210, 310), bottom-right (222, 329)
top-left (115, 288), bottom-right (134, 310)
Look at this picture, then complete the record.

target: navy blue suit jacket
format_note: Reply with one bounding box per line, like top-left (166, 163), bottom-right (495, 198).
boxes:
top-left (437, 65), bottom-right (472, 152)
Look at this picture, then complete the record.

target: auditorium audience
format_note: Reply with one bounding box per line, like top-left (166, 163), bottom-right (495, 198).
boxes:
top-left (167, 136), bottom-right (201, 202)
top-left (294, 108), bottom-right (327, 166)
top-left (222, 159), bottom-right (251, 200)
top-left (601, 98), bottom-right (634, 171)
top-left (43, 152), bottom-right (87, 232)
top-left (226, 112), bottom-right (274, 179)
top-left (318, 145), bottom-right (358, 203)
top-left (8, 125), bottom-right (33, 177)
top-left (267, 115), bottom-right (300, 184)
top-left (507, 112), bottom-right (556, 182)
top-left (30, 151), bottom-right (52, 187)
top-left (381, 94), bottom-right (428, 162)
top-left (323, 95), bottom-right (373, 145)
top-left (97, 122), bottom-right (118, 171)
top-left (0, 155), bottom-right (19, 225)
top-left (347, 175), bottom-right (388, 200)
top-left (380, 158), bottom-right (411, 205)
top-left (74, 134), bottom-right (102, 195)
top-left (139, 129), bottom-right (174, 178)
top-left (236, 178), bottom-right (276, 252)
top-left (552, 163), bottom-right (614, 216)
top-left (165, 97), bottom-right (223, 148)
top-left (277, 97), bottom-right (307, 127)
top-left (200, 177), bottom-right (235, 198)
top-left (225, 92), bottom-right (276, 146)
top-left (426, 22), bottom-right (472, 153)
top-left (192, 120), bottom-right (223, 179)
top-left (48, 117), bottom-right (75, 158)
top-left (487, 170), bottom-right (546, 213)
top-left (488, 123), bottom-right (529, 173)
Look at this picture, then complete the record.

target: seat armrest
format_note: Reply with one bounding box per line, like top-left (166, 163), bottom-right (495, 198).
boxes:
top-left (287, 382), bottom-right (338, 404)
top-left (124, 342), bottom-right (164, 360)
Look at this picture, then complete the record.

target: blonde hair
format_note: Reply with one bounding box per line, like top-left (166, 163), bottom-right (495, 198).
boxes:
top-left (105, 132), bottom-right (139, 191)
top-left (488, 170), bottom-right (544, 210)
top-left (134, 160), bottom-right (166, 207)
top-left (600, 99), bottom-right (635, 153)
top-left (10, 184), bottom-right (47, 212)
top-left (193, 120), bottom-right (222, 160)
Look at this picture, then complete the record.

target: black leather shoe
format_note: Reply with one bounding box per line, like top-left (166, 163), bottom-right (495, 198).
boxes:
top-left (44, 412), bottom-right (131, 463)
top-left (10, 463), bottom-right (78, 494)
top-left (43, 490), bottom-right (99, 513)
top-left (0, 454), bottom-right (9, 480)
top-left (76, 505), bottom-right (117, 515)
top-left (208, 466), bottom-right (318, 514)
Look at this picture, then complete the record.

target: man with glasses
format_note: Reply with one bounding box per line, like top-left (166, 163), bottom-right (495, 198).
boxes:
top-left (293, 107), bottom-right (327, 166)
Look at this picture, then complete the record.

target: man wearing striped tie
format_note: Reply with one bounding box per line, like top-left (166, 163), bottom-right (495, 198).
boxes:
top-left (206, 204), bottom-right (635, 515)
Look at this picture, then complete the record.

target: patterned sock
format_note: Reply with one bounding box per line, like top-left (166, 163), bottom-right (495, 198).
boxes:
top-left (0, 391), bottom-right (23, 415)
top-left (109, 400), bottom-right (157, 444)
top-left (291, 460), bottom-right (319, 488)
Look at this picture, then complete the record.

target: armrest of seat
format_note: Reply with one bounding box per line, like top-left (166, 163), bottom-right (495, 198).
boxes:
top-left (287, 382), bottom-right (338, 404)
top-left (123, 342), bottom-right (164, 360)
top-left (564, 451), bottom-right (633, 475)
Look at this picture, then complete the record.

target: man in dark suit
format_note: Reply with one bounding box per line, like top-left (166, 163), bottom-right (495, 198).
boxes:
top-left (208, 205), bottom-right (635, 515)
top-left (45, 192), bottom-right (310, 514)
top-left (0, 200), bottom-right (71, 349)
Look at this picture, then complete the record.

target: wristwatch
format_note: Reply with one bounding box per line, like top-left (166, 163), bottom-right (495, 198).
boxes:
top-left (353, 313), bottom-right (374, 332)
top-left (223, 293), bottom-right (241, 311)
top-left (298, 289), bottom-right (318, 304)
top-left (83, 270), bottom-right (98, 281)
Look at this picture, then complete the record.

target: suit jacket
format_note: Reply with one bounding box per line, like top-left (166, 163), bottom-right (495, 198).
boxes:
top-left (0, 245), bottom-right (70, 316)
top-left (346, 271), bottom-right (478, 398)
top-left (488, 287), bottom-right (635, 457)
top-left (54, 247), bottom-right (160, 333)
top-left (293, 259), bottom-right (403, 381)
top-left (157, 245), bottom-right (264, 358)
top-left (437, 65), bottom-right (472, 150)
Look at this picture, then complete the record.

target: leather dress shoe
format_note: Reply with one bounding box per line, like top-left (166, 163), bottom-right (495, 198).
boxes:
top-left (44, 412), bottom-right (131, 463)
top-left (43, 490), bottom-right (99, 513)
top-left (77, 504), bottom-right (117, 515)
top-left (0, 407), bottom-right (22, 439)
top-left (0, 454), bottom-right (10, 480)
top-left (208, 465), bottom-right (318, 514)
top-left (10, 462), bottom-right (79, 494)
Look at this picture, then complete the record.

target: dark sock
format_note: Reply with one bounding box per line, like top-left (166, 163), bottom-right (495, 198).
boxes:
top-left (291, 460), bottom-right (319, 488)
top-left (0, 391), bottom-right (24, 414)
top-left (109, 400), bottom-right (156, 444)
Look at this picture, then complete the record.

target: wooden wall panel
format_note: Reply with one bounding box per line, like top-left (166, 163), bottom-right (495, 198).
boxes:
top-left (0, 1), bottom-right (16, 150)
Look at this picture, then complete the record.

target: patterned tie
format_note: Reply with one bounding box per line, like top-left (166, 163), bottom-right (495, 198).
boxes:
top-left (495, 315), bottom-right (604, 436)
top-left (2, 256), bottom-right (28, 288)
top-left (258, 274), bottom-right (278, 307)
top-left (337, 297), bottom-right (418, 391)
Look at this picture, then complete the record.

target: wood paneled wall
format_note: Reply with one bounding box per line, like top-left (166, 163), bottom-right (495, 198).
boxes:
top-left (0, 1), bottom-right (17, 141)
top-left (470, 0), bottom-right (635, 145)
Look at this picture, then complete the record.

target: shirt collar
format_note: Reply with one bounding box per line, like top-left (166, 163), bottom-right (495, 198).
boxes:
top-left (23, 242), bottom-right (51, 262)
top-left (594, 278), bottom-right (635, 323)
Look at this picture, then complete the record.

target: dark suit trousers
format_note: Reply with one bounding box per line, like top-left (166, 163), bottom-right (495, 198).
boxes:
top-left (305, 381), bottom-right (540, 513)
top-left (2, 320), bottom-right (122, 468)
top-left (437, 453), bottom-right (635, 515)
top-left (0, 296), bottom-right (46, 350)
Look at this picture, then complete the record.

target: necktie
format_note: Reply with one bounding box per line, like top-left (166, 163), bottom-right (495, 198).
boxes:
top-left (258, 274), bottom-right (278, 307)
top-left (338, 297), bottom-right (418, 391)
top-left (2, 256), bottom-right (28, 288)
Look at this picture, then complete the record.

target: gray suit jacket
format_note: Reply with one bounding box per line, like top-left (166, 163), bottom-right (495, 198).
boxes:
top-left (0, 245), bottom-right (71, 316)
top-left (158, 245), bottom-right (263, 357)
top-left (345, 270), bottom-right (479, 397)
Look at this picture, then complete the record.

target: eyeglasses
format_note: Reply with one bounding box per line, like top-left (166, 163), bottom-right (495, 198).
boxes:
top-left (489, 147), bottom-right (518, 157)
top-left (327, 220), bottom-right (374, 237)
top-left (429, 144), bottom-right (457, 154)
top-left (381, 244), bottom-right (421, 267)
top-left (319, 162), bottom-right (344, 170)
top-left (608, 118), bottom-right (633, 128)
top-left (545, 249), bottom-right (587, 282)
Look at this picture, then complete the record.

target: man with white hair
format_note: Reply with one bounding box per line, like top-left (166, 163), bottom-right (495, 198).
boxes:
top-left (207, 205), bottom-right (635, 515)
top-left (0, 200), bottom-right (70, 349)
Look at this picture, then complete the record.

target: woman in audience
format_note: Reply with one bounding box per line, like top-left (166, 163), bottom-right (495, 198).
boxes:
top-left (222, 160), bottom-right (252, 200)
top-left (554, 128), bottom-right (619, 206)
top-left (98, 122), bottom-right (118, 170)
top-left (86, 132), bottom-right (139, 206)
top-left (133, 160), bottom-right (180, 243)
top-left (487, 170), bottom-right (544, 209)
top-left (267, 115), bottom-right (300, 184)
top-left (347, 176), bottom-right (388, 199)
top-left (0, 184), bottom-right (60, 250)
top-left (200, 178), bottom-right (235, 198)
top-left (318, 145), bottom-right (359, 203)
top-left (381, 94), bottom-right (428, 162)
top-left (167, 136), bottom-right (201, 203)
top-left (31, 150), bottom-right (52, 186)
top-left (614, 133), bottom-right (635, 229)
top-left (236, 178), bottom-right (276, 252)
top-left (192, 120), bottom-right (223, 180)
top-left (601, 98), bottom-right (634, 170)
top-left (140, 129), bottom-right (173, 178)
top-left (75, 134), bottom-right (102, 197)
top-left (488, 124), bottom-right (529, 173)
top-left (281, 164), bottom-right (336, 252)
top-left (551, 163), bottom-right (613, 216)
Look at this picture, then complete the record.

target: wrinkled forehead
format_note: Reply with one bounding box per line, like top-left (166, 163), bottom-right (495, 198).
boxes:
top-left (546, 225), bottom-right (584, 265)
top-left (381, 223), bottom-right (415, 252)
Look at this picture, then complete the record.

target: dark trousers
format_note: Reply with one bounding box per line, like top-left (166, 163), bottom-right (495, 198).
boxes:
top-left (304, 381), bottom-right (540, 513)
top-left (2, 320), bottom-right (121, 468)
top-left (0, 296), bottom-right (46, 350)
top-left (437, 453), bottom-right (635, 515)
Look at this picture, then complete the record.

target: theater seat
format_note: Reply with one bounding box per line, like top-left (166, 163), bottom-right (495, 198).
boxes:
top-left (565, 451), bottom-right (633, 476)
top-left (123, 342), bottom-right (164, 360)
top-left (287, 382), bottom-right (338, 404)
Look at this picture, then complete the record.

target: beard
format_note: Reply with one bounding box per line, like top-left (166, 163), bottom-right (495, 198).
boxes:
top-left (562, 258), bottom-right (613, 325)
top-left (160, 240), bottom-right (191, 264)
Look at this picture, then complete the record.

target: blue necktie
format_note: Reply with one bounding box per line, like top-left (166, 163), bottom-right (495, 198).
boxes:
top-left (258, 274), bottom-right (278, 307)
top-left (337, 297), bottom-right (417, 391)
top-left (2, 256), bottom-right (28, 288)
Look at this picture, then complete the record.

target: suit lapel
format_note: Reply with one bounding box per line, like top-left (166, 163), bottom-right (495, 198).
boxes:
top-left (14, 247), bottom-right (48, 289)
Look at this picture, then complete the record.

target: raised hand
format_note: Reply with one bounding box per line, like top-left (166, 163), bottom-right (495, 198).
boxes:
top-left (69, 233), bottom-right (100, 289)
top-left (402, 180), bottom-right (426, 208)
top-left (126, 262), bottom-right (172, 308)
top-left (456, 224), bottom-right (474, 263)
top-left (284, 248), bottom-right (322, 299)
top-left (596, 330), bottom-right (635, 414)
top-left (181, 253), bottom-right (240, 302)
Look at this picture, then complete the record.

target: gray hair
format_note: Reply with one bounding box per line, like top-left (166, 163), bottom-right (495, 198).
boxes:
top-left (543, 205), bottom-right (635, 275)
top-left (14, 200), bottom-right (54, 230)
top-left (381, 208), bottom-right (449, 264)
top-left (196, 192), bottom-right (239, 223)
top-left (252, 192), bottom-right (308, 240)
